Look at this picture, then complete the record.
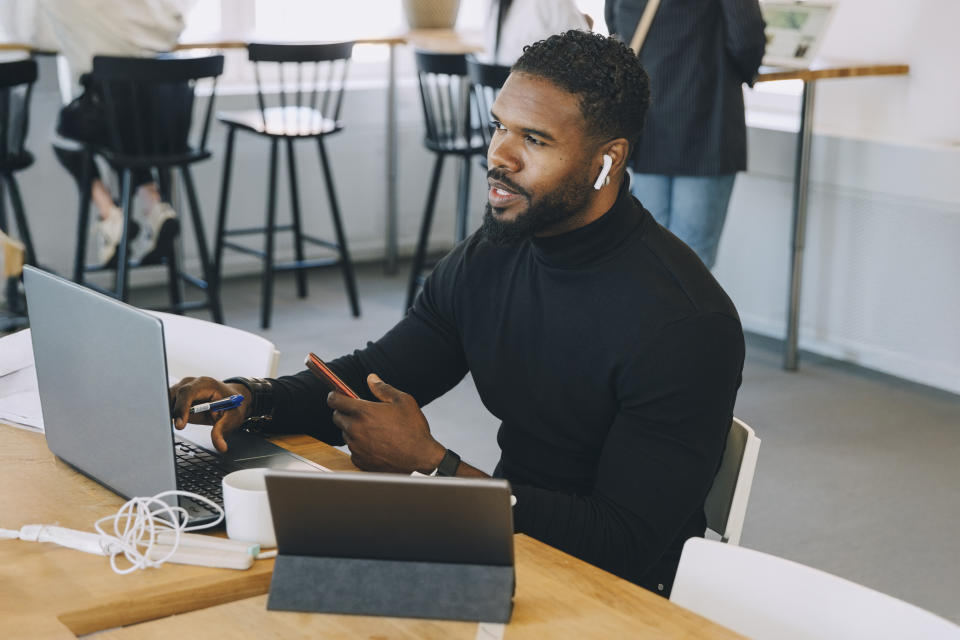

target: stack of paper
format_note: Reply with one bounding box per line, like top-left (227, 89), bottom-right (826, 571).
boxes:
top-left (0, 329), bottom-right (44, 432)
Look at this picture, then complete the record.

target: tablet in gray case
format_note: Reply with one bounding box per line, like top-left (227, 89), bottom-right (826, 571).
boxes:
top-left (265, 470), bottom-right (515, 622)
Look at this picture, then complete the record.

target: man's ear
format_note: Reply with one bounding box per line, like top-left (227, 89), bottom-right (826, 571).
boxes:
top-left (599, 138), bottom-right (630, 176)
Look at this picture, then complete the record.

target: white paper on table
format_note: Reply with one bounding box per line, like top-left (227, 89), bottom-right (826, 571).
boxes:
top-left (0, 364), bottom-right (43, 431)
top-left (0, 328), bottom-right (34, 377)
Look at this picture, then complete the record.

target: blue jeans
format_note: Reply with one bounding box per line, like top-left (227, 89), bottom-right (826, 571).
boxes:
top-left (630, 173), bottom-right (736, 269)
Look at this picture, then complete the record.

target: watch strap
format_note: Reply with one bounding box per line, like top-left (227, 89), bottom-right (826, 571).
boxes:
top-left (223, 376), bottom-right (274, 420)
top-left (435, 448), bottom-right (461, 477)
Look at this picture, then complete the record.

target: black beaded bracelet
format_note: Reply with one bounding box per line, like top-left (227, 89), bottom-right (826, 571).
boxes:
top-left (223, 376), bottom-right (274, 420)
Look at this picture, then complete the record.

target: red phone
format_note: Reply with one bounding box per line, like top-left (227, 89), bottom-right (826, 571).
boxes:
top-left (305, 352), bottom-right (359, 399)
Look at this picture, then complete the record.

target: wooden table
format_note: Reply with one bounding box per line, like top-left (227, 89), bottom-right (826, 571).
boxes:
top-left (0, 423), bottom-right (741, 639)
top-left (754, 61), bottom-right (909, 370)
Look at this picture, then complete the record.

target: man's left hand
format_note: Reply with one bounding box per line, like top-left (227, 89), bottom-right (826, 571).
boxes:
top-left (327, 373), bottom-right (446, 474)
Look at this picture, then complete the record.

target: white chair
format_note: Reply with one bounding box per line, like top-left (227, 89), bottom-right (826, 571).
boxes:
top-left (704, 417), bottom-right (760, 545)
top-left (145, 311), bottom-right (280, 380)
top-left (671, 538), bottom-right (960, 639)
top-left (632, 419), bottom-right (756, 596)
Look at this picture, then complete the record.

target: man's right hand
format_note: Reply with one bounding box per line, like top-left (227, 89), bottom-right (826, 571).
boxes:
top-left (169, 376), bottom-right (251, 453)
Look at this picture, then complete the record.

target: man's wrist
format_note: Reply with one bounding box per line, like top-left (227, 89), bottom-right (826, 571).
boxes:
top-left (224, 377), bottom-right (274, 426)
top-left (418, 441), bottom-right (447, 475)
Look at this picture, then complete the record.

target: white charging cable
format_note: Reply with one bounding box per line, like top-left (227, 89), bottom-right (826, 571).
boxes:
top-left (1, 490), bottom-right (257, 575)
top-left (94, 490), bottom-right (223, 575)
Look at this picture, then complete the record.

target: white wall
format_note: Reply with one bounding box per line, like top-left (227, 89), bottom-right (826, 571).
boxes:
top-left (812, 0), bottom-right (960, 145)
top-left (714, 131), bottom-right (960, 393)
top-left (715, 0), bottom-right (960, 394)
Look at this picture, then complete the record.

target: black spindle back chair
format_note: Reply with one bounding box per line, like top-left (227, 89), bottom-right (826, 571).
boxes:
top-left (215, 41), bottom-right (359, 329)
top-left (0, 57), bottom-right (39, 269)
top-left (466, 56), bottom-right (512, 160)
top-left (74, 53), bottom-right (224, 321)
top-left (406, 51), bottom-right (487, 310)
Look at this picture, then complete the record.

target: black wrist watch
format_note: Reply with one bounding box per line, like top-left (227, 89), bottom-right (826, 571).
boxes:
top-left (435, 448), bottom-right (461, 477)
top-left (223, 377), bottom-right (274, 429)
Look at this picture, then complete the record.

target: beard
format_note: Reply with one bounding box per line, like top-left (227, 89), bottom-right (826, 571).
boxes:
top-left (480, 168), bottom-right (593, 247)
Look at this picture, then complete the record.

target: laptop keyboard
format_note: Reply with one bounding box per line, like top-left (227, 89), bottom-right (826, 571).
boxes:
top-left (174, 439), bottom-right (239, 505)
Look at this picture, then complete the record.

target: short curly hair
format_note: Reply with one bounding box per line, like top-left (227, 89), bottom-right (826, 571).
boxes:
top-left (512, 30), bottom-right (650, 150)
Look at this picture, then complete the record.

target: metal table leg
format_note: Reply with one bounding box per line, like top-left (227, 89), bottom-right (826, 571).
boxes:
top-left (784, 80), bottom-right (816, 370)
top-left (384, 42), bottom-right (399, 275)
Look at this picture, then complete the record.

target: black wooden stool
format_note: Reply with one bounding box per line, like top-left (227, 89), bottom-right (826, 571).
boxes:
top-left (73, 53), bottom-right (225, 322)
top-left (214, 42), bottom-right (360, 329)
top-left (0, 58), bottom-right (39, 330)
top-left (405, 51), bottom-right (488, 311)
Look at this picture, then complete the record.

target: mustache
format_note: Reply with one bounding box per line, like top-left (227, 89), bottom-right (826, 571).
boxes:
top-left (487, 169), bottom-right (529, 198)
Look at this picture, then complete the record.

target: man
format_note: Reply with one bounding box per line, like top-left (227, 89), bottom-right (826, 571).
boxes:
top-left (172, 31), bottom-right (745, 596)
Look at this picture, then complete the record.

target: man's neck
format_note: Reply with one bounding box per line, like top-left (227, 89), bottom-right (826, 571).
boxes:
top-left (535, 173), bottom-right (623, 238)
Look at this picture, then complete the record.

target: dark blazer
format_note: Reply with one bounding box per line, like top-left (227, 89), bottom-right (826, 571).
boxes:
top-left (606, 0), bottom-right (766, 175)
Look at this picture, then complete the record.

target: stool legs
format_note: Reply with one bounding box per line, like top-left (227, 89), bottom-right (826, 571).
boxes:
top-left (73, 153), bottom-right (94, 282)
top-left (114, 169), bottom-right (134, 302)
top-left (317, 137), bottom-right (360, 318)
top-left (262, 138), bottom-right (280, 329)
top-left (0, 173), bottom-right (37, 266)
top-left (285, 138), bottom-right (308, 299)
top-left (0, 174), bottom-right (6, 236)
top-left (405, 153), bottom-right (445, 310)
top-left (215, 128), bottom-right (361, 327)
top-left (181, 165), bottom-right (224, 324)
top-left (455, 155), bottom-right (472, 244)
top-left (213, 126), bottom-right (237, 293)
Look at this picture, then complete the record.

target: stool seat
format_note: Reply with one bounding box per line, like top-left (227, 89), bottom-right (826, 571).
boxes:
top-left (218, 107), bottom-right (342, 138)
top-left (0, 150), bottom-right (34, 172)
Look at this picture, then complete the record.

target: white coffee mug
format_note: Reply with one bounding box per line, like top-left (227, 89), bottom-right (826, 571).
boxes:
top-left (222, 468), bottom-right (276, 548)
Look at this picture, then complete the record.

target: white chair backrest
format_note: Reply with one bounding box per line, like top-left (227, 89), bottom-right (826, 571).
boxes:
top-left (704, 417), bottom-right (760, 545)
top-left (145, 311), bottom-right (279, 380)
top-left (671, 538), bottom-right (960, 640)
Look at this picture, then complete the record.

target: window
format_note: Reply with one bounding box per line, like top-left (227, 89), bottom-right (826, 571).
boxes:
top-left (180, 0), bottom-right (609, 89)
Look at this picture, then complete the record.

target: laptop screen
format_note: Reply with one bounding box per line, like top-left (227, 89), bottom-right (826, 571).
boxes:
top-left (762, 1), bottom-right (836, 68)
top-left (23, 267), bottom-right (180, 501)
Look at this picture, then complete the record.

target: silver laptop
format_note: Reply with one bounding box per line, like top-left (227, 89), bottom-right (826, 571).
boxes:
top-left (761, 1), bottom-right (836, 68)
top-left (23, 266), bottom-right (324, 525)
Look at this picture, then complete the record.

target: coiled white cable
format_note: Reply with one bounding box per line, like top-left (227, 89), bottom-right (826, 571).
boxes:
top-left (93, 490), bottom-right (224, 575)
top-left (1, 490), bottom-right (230, 575)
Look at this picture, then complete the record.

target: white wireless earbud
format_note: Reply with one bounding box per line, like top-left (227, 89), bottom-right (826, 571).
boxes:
top-left (593, 154), bottom-right (612, 190)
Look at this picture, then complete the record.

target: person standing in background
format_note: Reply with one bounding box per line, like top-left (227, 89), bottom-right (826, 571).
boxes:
top-left (605, 0), bottom-right (765, 269)
top-left (34, 0), bottom-right (194, 267)
top-left (481, 0), bottom-right (591, 65)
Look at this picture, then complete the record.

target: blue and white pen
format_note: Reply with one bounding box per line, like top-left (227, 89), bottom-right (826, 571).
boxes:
top-left (189, 394), bottom-right (244, 415)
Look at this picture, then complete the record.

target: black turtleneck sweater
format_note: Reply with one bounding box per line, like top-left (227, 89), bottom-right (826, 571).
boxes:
top-left (267, 183), bottom-right (745, 595)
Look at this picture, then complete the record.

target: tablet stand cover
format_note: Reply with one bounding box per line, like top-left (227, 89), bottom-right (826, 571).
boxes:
top-left (264, 470), bottom-right (516, 623)
top-left (268, 555), bottom-right (514, 622)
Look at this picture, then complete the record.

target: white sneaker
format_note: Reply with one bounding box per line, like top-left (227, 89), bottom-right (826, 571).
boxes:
top-left (95, 206), bottom-right (123, 265)
top-left (132, 201), bottom-right (177, 264)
